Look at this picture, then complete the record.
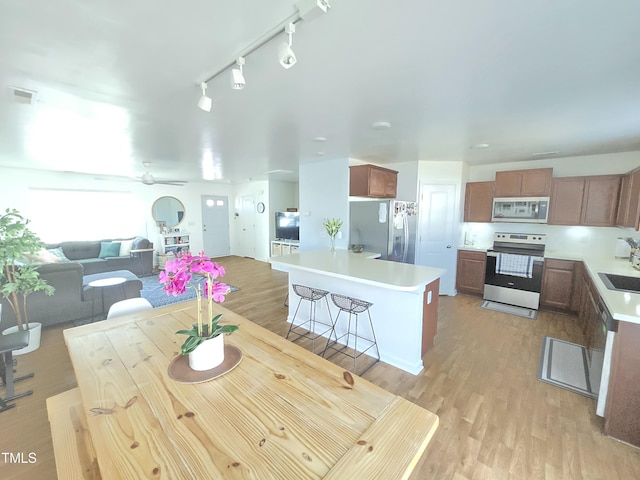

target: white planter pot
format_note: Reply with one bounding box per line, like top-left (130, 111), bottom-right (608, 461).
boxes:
top-left (2, 322), bottom-right (42, 355)
top-left (188, 333), bottom-right (224, 371)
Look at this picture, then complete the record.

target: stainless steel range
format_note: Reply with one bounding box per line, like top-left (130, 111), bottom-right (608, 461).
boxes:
top-left (484, 232), bottom-right (547, 310)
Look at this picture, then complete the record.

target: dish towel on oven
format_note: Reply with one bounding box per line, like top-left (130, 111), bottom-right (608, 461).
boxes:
top-left (496, 253), bottom-right (533, 278)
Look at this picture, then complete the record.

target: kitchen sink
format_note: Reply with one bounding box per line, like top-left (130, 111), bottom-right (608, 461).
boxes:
top-left (598, 272), bottom-right (640, 293)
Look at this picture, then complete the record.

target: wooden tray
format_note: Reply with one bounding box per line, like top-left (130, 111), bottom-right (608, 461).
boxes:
top-left (168, 345), bottom-right (242, 384)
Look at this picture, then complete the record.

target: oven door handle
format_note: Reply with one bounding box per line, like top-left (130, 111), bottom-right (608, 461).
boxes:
top-left (487, 251), bottom-right (544, 262)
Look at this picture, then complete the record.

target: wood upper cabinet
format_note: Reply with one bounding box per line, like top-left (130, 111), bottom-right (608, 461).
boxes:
top-left (540, 259), bottom-right (579, 312)
top-left (548, 177), bottom-right (585, 225)
top-left (349, 164), bottom-right (398, 198)
top-left (617, 168), bottom-right (640, 229)
top-left (581, 175), bottom-right (621, 226)
top-left (549, 174), bottom-right (621, 227)
top-left (456, 250), bottom-right (486, 295)
top-left (464, 181), bottom-right (494, 222)
top-left (494, 168), bottom-right (553, 197)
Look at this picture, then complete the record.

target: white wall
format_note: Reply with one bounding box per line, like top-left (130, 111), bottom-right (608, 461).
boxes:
top-left (268, 180), bottom-right (299, 241)
top-left (0, 167), bottom-right (242, 262)
top-left (232, 181), bottom-right (269, 261)
top-left (299, 158), bottom-right (349, 251)
top-left (468, 151), bottom-right (640, 181)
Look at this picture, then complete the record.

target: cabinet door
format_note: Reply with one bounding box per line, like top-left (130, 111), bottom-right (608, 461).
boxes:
top-left (604, 321), bottom-right (640, 446)
top-left (464, 182), bottom-right (494, 222)
top-left (540, 259), bottom-right (577, 311)
top-left (456, 250), bottom-right (486, 295)
top-left (627, 169), bottom-right (640, 229)
top-left (548, 177), bottom-right (585, 225)
top-left (581, 175), bottom-right (621, 226)
top-left (495, 168), bottom-right (553, 196)
top-left (616, 174), bottom-right (631, 227)
top-left (494, 171), bottom-right (522, 196)
top-left (349, 165), bottom-right (398, 198)
top-left (383, 171), bottom-right (397, 197)
top-left (520, 168), bottom-right (553, 196)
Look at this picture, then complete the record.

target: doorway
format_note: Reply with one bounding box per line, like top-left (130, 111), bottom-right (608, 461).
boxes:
top-left (201, 195), bottom-right (231, 258)
top-left (238, 195), bottom-right (256, 258)
top-left (416, 184), bottom-right (457, 295)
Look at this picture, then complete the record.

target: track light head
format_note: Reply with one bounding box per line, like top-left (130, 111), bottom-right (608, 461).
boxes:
top-left (231, 57), bottom-right (246, 90)
top-left (278, 23), bottom-right (297, 69)
top-left (197, 82), bottom-right (212, 112)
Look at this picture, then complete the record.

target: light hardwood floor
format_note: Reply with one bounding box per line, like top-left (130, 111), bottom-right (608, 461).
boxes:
top-left (1, 256), bottom-right (639, 479)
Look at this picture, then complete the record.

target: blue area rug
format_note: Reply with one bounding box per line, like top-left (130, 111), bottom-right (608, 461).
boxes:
top-left (141, 274), bottom-right (239, 308)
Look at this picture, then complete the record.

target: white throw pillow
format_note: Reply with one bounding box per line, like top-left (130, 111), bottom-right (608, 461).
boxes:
top-left (119, 239), bottom-right (134, 256)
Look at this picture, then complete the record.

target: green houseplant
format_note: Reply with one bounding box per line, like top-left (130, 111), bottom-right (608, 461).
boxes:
top-left (0, 208), bottom-right (55, 333)
top-left (323, 218), bottom-right (343, 252)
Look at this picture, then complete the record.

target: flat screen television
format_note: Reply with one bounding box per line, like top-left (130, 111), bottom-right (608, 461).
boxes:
top-left (275, 211), bottom-right (300, 240)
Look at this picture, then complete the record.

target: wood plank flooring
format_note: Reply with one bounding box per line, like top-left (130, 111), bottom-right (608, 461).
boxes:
top-left (1, 256), bottom-right (639, 479)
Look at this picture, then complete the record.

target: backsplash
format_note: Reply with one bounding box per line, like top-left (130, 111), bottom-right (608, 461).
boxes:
top-left (461, 222), bottom-right (639, 260)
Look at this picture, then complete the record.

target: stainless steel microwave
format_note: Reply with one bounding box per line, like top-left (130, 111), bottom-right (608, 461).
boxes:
top-left (491, 197), bottom-right (550, 223)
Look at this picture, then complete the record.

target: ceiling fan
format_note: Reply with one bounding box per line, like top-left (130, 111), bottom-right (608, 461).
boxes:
top-left (138, 172), bottom-right (188, 186)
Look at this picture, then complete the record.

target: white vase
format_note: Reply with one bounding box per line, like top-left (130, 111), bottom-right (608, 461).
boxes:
top-left (2, 322), bottom-right (42, 355)
top-left (188, 333), bottom-right (225, 371)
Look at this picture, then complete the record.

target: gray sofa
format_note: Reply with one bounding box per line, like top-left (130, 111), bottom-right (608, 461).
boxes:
top-left (0, 237), bottom-right (153, 329)
top-left (46, 236), bottom-right (154, 276)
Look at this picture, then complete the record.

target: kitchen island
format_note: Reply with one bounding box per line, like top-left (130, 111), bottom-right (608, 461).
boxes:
top-left (271, 250), bottom-right (445, 375)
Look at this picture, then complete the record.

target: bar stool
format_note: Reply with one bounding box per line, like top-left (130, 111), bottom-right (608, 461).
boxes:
top-left (0, 330), bottom-right (34, 412)
top-left (323, 293), bottom-right (380, 376)
top-left (286, 284), bottom-right (335, 355)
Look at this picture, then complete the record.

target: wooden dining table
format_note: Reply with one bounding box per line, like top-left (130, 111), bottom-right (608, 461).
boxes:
top-left (62, 301), bottom-right (439, 479)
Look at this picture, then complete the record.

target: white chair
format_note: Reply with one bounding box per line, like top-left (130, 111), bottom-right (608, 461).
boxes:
top-left (107, 298), bottom-right (153, 319)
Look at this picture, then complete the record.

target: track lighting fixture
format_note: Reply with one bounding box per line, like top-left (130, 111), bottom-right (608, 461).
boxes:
top-left (278, 23), bottom-right (297, 69)
top-left (195, 3), bottom-right (331, 110)
top-left (231, 57), bottom-right (246, 90)
top-left (197, 82), bottom-right (212, 112)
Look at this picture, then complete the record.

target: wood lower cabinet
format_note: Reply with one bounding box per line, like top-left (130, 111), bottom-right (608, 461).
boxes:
top-left (578, 266), bottom-right (601, 352)
top-left (605, 321), bottom-right (640, 447)
top-left (456, 250), bottom-right (486, 295)
top-left (494, 168), bottom-right (553, 197)
top-left (464, 181), bottom-right (494, 222)
top-left (349, 164), bottom-right (398, 198)
top-left (540, 259), bottom-right (579, 312)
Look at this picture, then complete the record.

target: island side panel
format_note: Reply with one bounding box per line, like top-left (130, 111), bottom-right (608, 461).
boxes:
top-left (286, 269), bottom-right (425, 375)
top-left (422, 278), bottom-right (440, 356)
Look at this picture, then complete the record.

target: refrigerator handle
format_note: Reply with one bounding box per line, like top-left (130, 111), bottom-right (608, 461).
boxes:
top-left (402, 213), bottom-right (409, 262)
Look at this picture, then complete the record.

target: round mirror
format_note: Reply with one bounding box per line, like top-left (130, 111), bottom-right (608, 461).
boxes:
top-left (152, 196), bottom-right (185, 228)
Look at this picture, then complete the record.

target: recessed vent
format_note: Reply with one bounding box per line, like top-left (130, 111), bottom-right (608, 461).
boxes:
top-left (8, 86), bottom-right (38, 105)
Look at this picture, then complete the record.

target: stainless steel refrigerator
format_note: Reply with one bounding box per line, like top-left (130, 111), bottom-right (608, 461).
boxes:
top-left (349, 200), bottom-right (418, 263)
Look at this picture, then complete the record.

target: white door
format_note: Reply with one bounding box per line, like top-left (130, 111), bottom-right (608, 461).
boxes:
top-left (238, 195), bottom-right (256, 258)
top-left (416, 184), bottom-right (457, 296)
top-left (201, 195), bottom-right (231, 257)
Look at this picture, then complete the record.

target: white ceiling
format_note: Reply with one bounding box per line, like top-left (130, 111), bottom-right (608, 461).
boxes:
top-left (1, 0), bottom-right (639, 185)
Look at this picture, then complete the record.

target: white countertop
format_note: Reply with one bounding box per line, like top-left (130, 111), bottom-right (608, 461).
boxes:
top-left (580, 258), bottom-right (640, 324)
top-left (270, 250), bottom-right (445, 292)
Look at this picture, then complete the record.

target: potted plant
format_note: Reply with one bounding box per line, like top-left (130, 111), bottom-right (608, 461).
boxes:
top-left (159, 251), bottom-right (238, 371)
top-left (0, 208), bottom-right (55, 353)
top-left (323, 218), bottom-right (343, 252)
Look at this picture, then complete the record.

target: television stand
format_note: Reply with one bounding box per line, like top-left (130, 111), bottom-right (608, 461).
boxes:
top-left (271, 240), bottom-right (300, 257)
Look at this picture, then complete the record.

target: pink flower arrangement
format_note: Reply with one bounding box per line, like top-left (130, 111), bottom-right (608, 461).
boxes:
top-left (159, 251), bottom-right (233, 341)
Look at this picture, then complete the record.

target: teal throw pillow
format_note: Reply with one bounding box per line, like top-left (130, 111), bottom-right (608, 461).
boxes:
top-left (47, 247), bottom-right (70, 262)
top-left (98, 241), bottom-right (122, 259)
